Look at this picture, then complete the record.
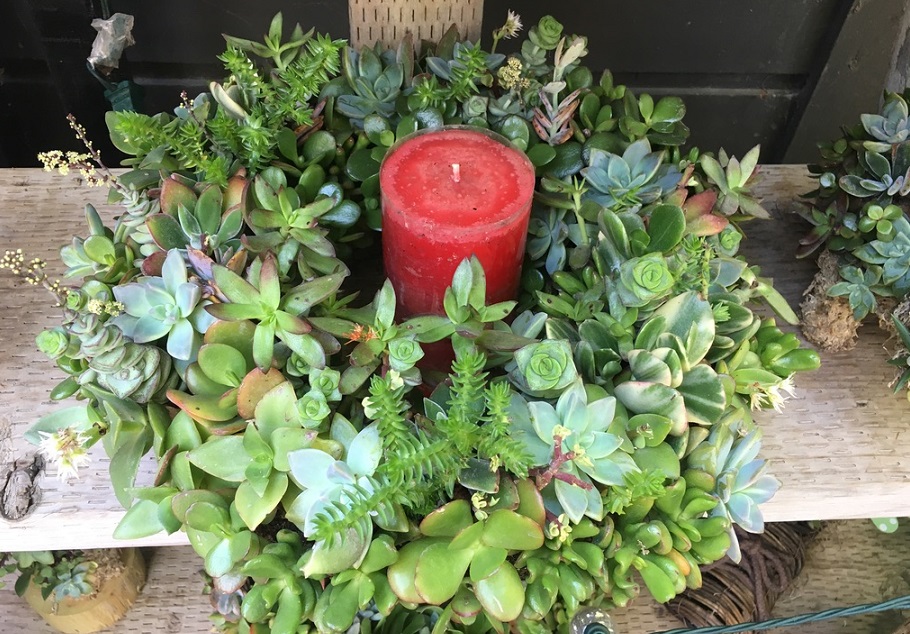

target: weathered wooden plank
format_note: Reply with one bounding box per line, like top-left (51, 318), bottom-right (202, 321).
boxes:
top-left (0, 165), bottom-right (908, 552)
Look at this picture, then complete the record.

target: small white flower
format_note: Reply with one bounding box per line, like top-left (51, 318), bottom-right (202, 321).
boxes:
top-left (502, 10), bottom-right (523, 38)
top-left (38, 427), bottom-right (91, 482)
top-left (778, 374), bottom-right (797, 398)
top-left (748, 376), bottom-right (795, 413)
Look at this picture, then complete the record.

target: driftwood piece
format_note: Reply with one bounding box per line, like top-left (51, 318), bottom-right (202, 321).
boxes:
top-left (0, 453), bottom-right (44, 520)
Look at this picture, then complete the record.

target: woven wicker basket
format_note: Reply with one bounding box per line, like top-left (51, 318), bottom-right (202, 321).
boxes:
top-left (348, 0), bottom-right (484, 50)
top-left (668, 523), bottom-right (819, 633)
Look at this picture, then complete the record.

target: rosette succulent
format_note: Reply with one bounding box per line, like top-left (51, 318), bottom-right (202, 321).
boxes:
top-left (698, 146), bottom-right (769, 218)
top-left (862, 91), bottom-right (910, 144)
top-left (511, 378), bottom-right (638, 523)
top-left (851, 215), bottom-right (910, 297)
top-left (686, 415), bottom-right (780, 562)
top-left (509, 339), bottom-right (578, 398)
top-left (60, 204), bottom-right (133, 283)
top-left (205, 251), bottom-right (339, 371)
top-left (617, 253), bottom-right (674, 307)
top-left (581, 139), bottom-right (681, 210)
top-left (12, 12), bottom-right (822, 634)
top-left (113, 249), bottom-right (216, 361)
top-left (138, 173), bottom-right (246, 264)
top-left (286, 423), bottom-right (385, 576)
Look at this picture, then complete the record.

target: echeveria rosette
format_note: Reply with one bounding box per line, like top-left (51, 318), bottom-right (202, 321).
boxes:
top-left (296, 390), bottom-right (332, 428)
top-left (686, 418), bottom-right (780, 563)
top-left (581, 139), bottom-right (681, 211)
top-left (36, 328), bottom-right (74, 360)
top-left (511, 379), bottom-right (639, 524)
top-left (617, 253), bottom-right (674, 308)
top-left (861, 91), bottom-right (910, 145)
top-left (112, 249), bottom-right (216, 361)
top-left (285, 424), bottom-right (383, 576)
top-left (510, 339), bottom-right (578, 398)
top-left (308, 367), bottom-right (342, 402)
top-left (838, 149), bottom-right (910, 199)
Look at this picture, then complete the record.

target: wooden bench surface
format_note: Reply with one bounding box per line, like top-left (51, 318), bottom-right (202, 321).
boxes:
top-left (0, 165), bottom-right (908, 551)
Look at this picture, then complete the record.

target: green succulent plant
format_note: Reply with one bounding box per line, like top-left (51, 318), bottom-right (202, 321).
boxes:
top-left (113, 249), bottom-right (217, 361)
top-left (839, 148), bottom-right (910, 199)
top-left (243, 168), bottom-right (351, 277)
top-left (60, 204), bottom-right (133, 283)
top-left (333, 45), bottom-right (406, 125)
top-left (826, 264), bottom-right (885, 320)
top-left (511, 379), bottom-right (638, 523)
top-left (205, 251), bottom-right (339, 370)
top-left (581, 139), bottom-right (681, 211)
top-left (13, 12), bottom-right (825, 634)
top-left (861, 90), bottom-right (910, 144)
top-left (851, 215), bottom-right (910, 298)
top-left (139, 173), bottom-right (246, 264)
top-left (686, 414), bottom-right (780, 562)
top-left (613, 292), bottom-right (726, 433)
top-left (388, 496), bottom-right (545, 625)
top-left (698, 146), bottom-right (769, 219)
top-left (0, 550), bottom-right (99, 603)
top-left (285, 423), bottom-right (390, 576)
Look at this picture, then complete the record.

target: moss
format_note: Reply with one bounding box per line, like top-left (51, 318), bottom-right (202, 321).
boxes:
top-left (800, 251), bottom-right (860, 352)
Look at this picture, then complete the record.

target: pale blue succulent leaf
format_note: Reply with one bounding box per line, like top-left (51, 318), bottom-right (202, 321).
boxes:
top-left (554, 474), bottom-right (589, 524)
top-left (346, 424), bottom-right (382, 477)
top-left (287, 448), bottom-right (337, 489)
top-left (162, 249), bottom-right (189, 296)
top-left (114, 284), bottom-right (153, 316)
top-left (166, 318), bottom-right (198, 361)
top-left (584, 431), bottom-right (622, 459)
top-left (175, 282), bottom-right (202, 316)
top-left (528, 401), bottom-right (560, 444)
top-left (131, 313), bottom-right (172, 343)
top-left (188, 301), bottom-right (218, 333)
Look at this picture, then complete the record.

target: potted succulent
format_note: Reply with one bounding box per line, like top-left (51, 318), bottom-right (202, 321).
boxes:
top-left (0, 548), bottom-right (146, 633)
top-left (797, 88), bottom-right (910, 393)
top-left (6, 12), bottom-right (820, 634)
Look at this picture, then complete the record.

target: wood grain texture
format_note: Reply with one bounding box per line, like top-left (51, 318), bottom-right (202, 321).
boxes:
top-left (348, 0), bottom-right (483, 49)
top-left (0, 165), bottom-right (908, 551)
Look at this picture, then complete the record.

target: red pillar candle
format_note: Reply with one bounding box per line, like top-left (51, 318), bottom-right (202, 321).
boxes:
top-left (380, 127), bottom-right (536, 320)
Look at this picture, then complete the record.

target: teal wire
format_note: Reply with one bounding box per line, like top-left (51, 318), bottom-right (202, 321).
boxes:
top-left (654, 595), bottom-right (910, 634)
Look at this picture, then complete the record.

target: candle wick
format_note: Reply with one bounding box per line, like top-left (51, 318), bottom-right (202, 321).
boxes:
top-left (451, 163), bottom-right (461, 183)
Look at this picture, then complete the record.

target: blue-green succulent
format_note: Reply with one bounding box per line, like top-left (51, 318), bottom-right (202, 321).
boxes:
top-left (686, 416), bottom-right (780, 562)
top-left (511, 378), bottom-right (638, 524)
top-left (581, 139), bottom-right (681, 211)
top-left (112, 249), bottom-right (216, 360)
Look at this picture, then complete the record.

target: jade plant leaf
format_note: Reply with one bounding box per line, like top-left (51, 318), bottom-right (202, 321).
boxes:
top-left (481, 510), bottom-right (545, 551)
top-left (474, 562), bottom-right (525, 621)
top-left (414, 541), bottom-right (473, 604)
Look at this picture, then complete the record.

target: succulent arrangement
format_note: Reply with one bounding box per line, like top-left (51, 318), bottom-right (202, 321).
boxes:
top-left (0, 549), bottom-right (98, 603)
top-left (7, 12), bottom-right (820, 634)
top-left (798, 89), bottom-right (910, 394)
